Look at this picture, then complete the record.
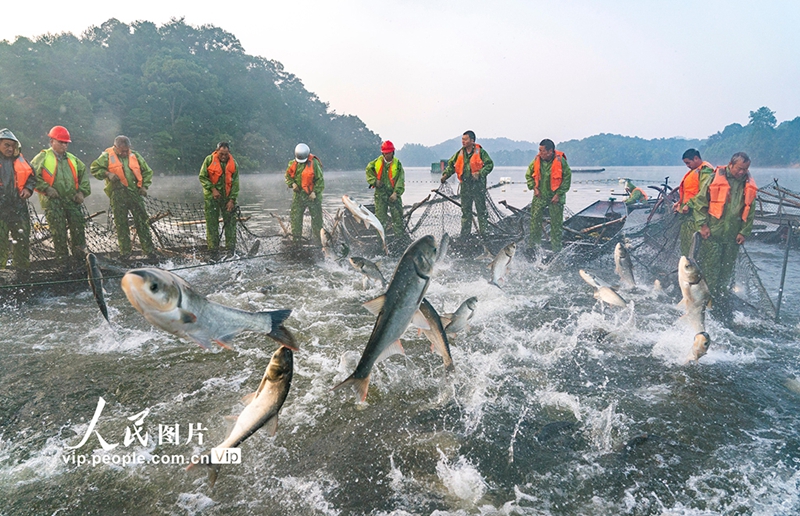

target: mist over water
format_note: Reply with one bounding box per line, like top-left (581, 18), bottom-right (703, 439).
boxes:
top-left (2, 167), bottom-right (799, 515)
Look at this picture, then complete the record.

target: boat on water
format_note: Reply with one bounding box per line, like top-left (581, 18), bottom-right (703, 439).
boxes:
top-left (571, 167), bottom-right (606, 173)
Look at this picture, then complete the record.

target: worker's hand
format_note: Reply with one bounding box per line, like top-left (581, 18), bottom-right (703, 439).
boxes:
top-left (309, 192), bottom-right (317, 201)
top-left (699, 224), bottom-right (711, 239)
top-left (672, 202), bottom-right (680, 212)
top-left (736, 233), bottom-right (746, 245)
top-left (533, 187), bottom-right (540, 198)
top-left (681, 204), bottom-right (689, 214)
top-left (471, 171), bottom-right (480, 180)
top-left (551, 193), bottom-right (560, 203)
top-left (138, 187), bottom-right (148, 197)
top-left (107, 172), bottom-right (121, 183)
top-left (72, 192), bottom-right (85, 204)
top-left (211, 187), bottom-right (221, 200)
top-left (389, 192), bottom-right (397, 203)
top-left (226, 199), bottom-right (235, 212)
top-left (440, 176), bottom-right (447, 184)
top-left (375, 180), bottom-right (383, 188)
top-left (19, 188), bottom-right (32, 200)
top-left (291, 183), bottom-right (300, 192)
top-left (44, 187), bottom-right (59, 199)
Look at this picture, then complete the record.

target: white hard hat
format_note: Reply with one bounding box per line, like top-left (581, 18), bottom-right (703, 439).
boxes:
top-left (294, 143), bottom-right (310, 163)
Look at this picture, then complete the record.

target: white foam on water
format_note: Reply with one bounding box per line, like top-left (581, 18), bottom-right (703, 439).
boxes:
top-left (435, 452), bottom-right (487, 505)
top-left (277, 474), bottom-right (340, 516)
top-left (536, 389), bottom-right (583, 422)
top-left (174, 492), bottom-right (215, 515)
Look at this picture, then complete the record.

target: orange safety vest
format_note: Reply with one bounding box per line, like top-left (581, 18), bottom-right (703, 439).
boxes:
top-left (678, 161), bottom-right (713, 205)
top-left (287, 155), bottom-right (319, 194)
top-left (40, 150), bottom-right (79, 190)
top-left (532, 150), bottom-right (566, 192)
top-left (1, 154), bottom-right (34, 194)
top-left (375, 158), bottom-right (398, 188)
top-left (454, 144), bottom-right (484, 181)
top-left (207, 151), bottom-right (237, 197)
top-left (708, 166), bottom-right (758, 221)
top-left (106, 147), bottom-right (143, 188)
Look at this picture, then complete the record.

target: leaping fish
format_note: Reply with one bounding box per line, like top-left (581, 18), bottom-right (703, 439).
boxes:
top-left (187, 345), bottom-right (293, 488)
top-left (342, 195), bottom-right (387, 254)
top-left (121, 267), bottom-right (297, 350)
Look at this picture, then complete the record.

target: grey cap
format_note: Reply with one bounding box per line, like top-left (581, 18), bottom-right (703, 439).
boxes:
top-left (0, 128), bottom-right (19, 143)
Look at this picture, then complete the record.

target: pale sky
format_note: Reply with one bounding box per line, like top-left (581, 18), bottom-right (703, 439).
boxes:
top-left (3, 0), bottom-right (799, 147)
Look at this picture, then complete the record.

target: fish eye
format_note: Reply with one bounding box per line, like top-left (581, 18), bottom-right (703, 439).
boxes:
top-left (150, 282), bottom-right (159, 292)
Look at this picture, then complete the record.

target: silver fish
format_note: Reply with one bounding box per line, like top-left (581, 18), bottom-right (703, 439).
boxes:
top-left (121, 268), bottom-right (296, 350)
top-left (418, 298), bottom-right (454, 371)
top-left (678, 256), bottom-right (711, 332)
top-left (321, 228), bottom-right (334, 259)
top-left (436, 233), bottom-right (450, 264)
top-left (686, 331), bottom-right (710, 363)
top-left (489, 242), bottom-right (516, 287)
top-left (342, 195), bottom-right (387, 254)
top-left (270, 212), bottom-right (291, 238)
top-left (614, 242), bottom-right (635, 289)
top-left (349, 256), bottom-right (387, 288)
top-left (187, 345), bottom-right (293, 488)
top-left (333, 235), bottom-right (437, 401)
top-left (579, 269), bottom-right (627, 308)
top-left (441, 296), bottom-right (478, 337)
top-left (86, 253), bottom-right (109, 322)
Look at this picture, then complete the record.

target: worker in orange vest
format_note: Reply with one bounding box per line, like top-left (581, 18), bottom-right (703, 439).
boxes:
top-left (624, 180), bottom-right (649, 206)
top-left (285, 143), bottom-right (324, 244)
top-left (441, 130), bottom-right (494, 238)
top-left (673, 148), bottom-right (714, 257)
top-left (366, 140), bottom-right (406, 239)
top-left (691, 152), bottom-right (758, 298)
top-left (31, 125), bottom-right (91, 260)
top-left (526, 139), bottom-right (572, 252)
top-left (91, 136), bottom-right (155, 258)
top-left (199, 142), bottom-right (239, 252)
top-left (0, 128), bottom-right (35, 273)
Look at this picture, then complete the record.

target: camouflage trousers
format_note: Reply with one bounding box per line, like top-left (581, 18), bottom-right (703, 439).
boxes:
top-left (530, 196), bottom-right (565, 252)
top-left (0, 214), bottom-right (31, 270)
top-left (110, 188), bottom-right (154, 255)
top-left (204, 197), bottom-right (237, 251)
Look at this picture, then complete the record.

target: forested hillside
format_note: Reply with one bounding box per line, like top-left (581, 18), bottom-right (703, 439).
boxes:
top-left (0, 18), bottom-right (381, 173)
top-left (398, 107), bottom-right (800, 167)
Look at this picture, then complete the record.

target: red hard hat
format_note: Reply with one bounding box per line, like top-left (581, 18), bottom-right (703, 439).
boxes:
top-left (48, 125), bottom-right (71, 143)
top-left (381, 141), bottom-right (395, 153)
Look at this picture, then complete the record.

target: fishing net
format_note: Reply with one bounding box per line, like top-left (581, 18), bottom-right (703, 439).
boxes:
top-left (620, 186), bottom-right (781, 319)
top-left (10, 191), bottom-right (283, 276)
top-left (753, 182), bottom-right (800, 245)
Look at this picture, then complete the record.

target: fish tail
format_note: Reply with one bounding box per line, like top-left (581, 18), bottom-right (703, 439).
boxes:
top-left (332, 373), bottom-right (370, 402)
top-left (269, 325), bottom-right (298, 351)
top-left (489, 280), bottom-right (503, 290)
top-left (186, 455), bottom-right (221, 488)
top-left (267, 309), bottom-right (292, 327)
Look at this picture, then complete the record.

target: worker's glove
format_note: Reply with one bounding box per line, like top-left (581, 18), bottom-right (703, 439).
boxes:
top-left (291, 183), bottom-right (300, 192)
top-left (138, 187), bottom-right (148, 197)
top-left (107, 172), bottom-right (121, 183)
top-left (375, 180), bottom-right (383, 188)
top-left (19, 188), bottom-right (32, 200)
top-left (309, 192), bottom-right (317, 201)
top-left (226, 199), bottom-right (235, 212)
top-left (44, 187), bottom-right (60, 199)
top-left (389, 192), bottom-right (397, 203)
top-left (72, 192), bottom-right (85, 204)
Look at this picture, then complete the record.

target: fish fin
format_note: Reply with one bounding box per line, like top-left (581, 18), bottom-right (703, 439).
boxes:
top-left (411, 309), bottom-right (430, 330)
top-left (440, 315), bottom-right (452, 327)
top-left (332, 373), bottom-right (371, 402)
top-left (223, 414), bottom-right (239, 421)
top-left (362, 295), bottom-right (386, 315)
top-left (189, 334), bottom-right (215, 349)
top-left (268, 325), bottom-right (298, 351)
top-left (489, 280), bottom-right (503, 289)
top-left (241, 391), bottom-right (257, 405)
top-left (376, 340), bottom-right (405, 364)
top-left (208, 466), bottom-right (220, 489)
top-left (213, 336), bottom-right (235, 350)
top-left (579, 269), bottom-right (599, 289)
top-left (264, 309), bottom-right (292, 328)
top-left (264, 414), bottom-right (279, 437)
top-left (180, 309), bottom-right (197, 324)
